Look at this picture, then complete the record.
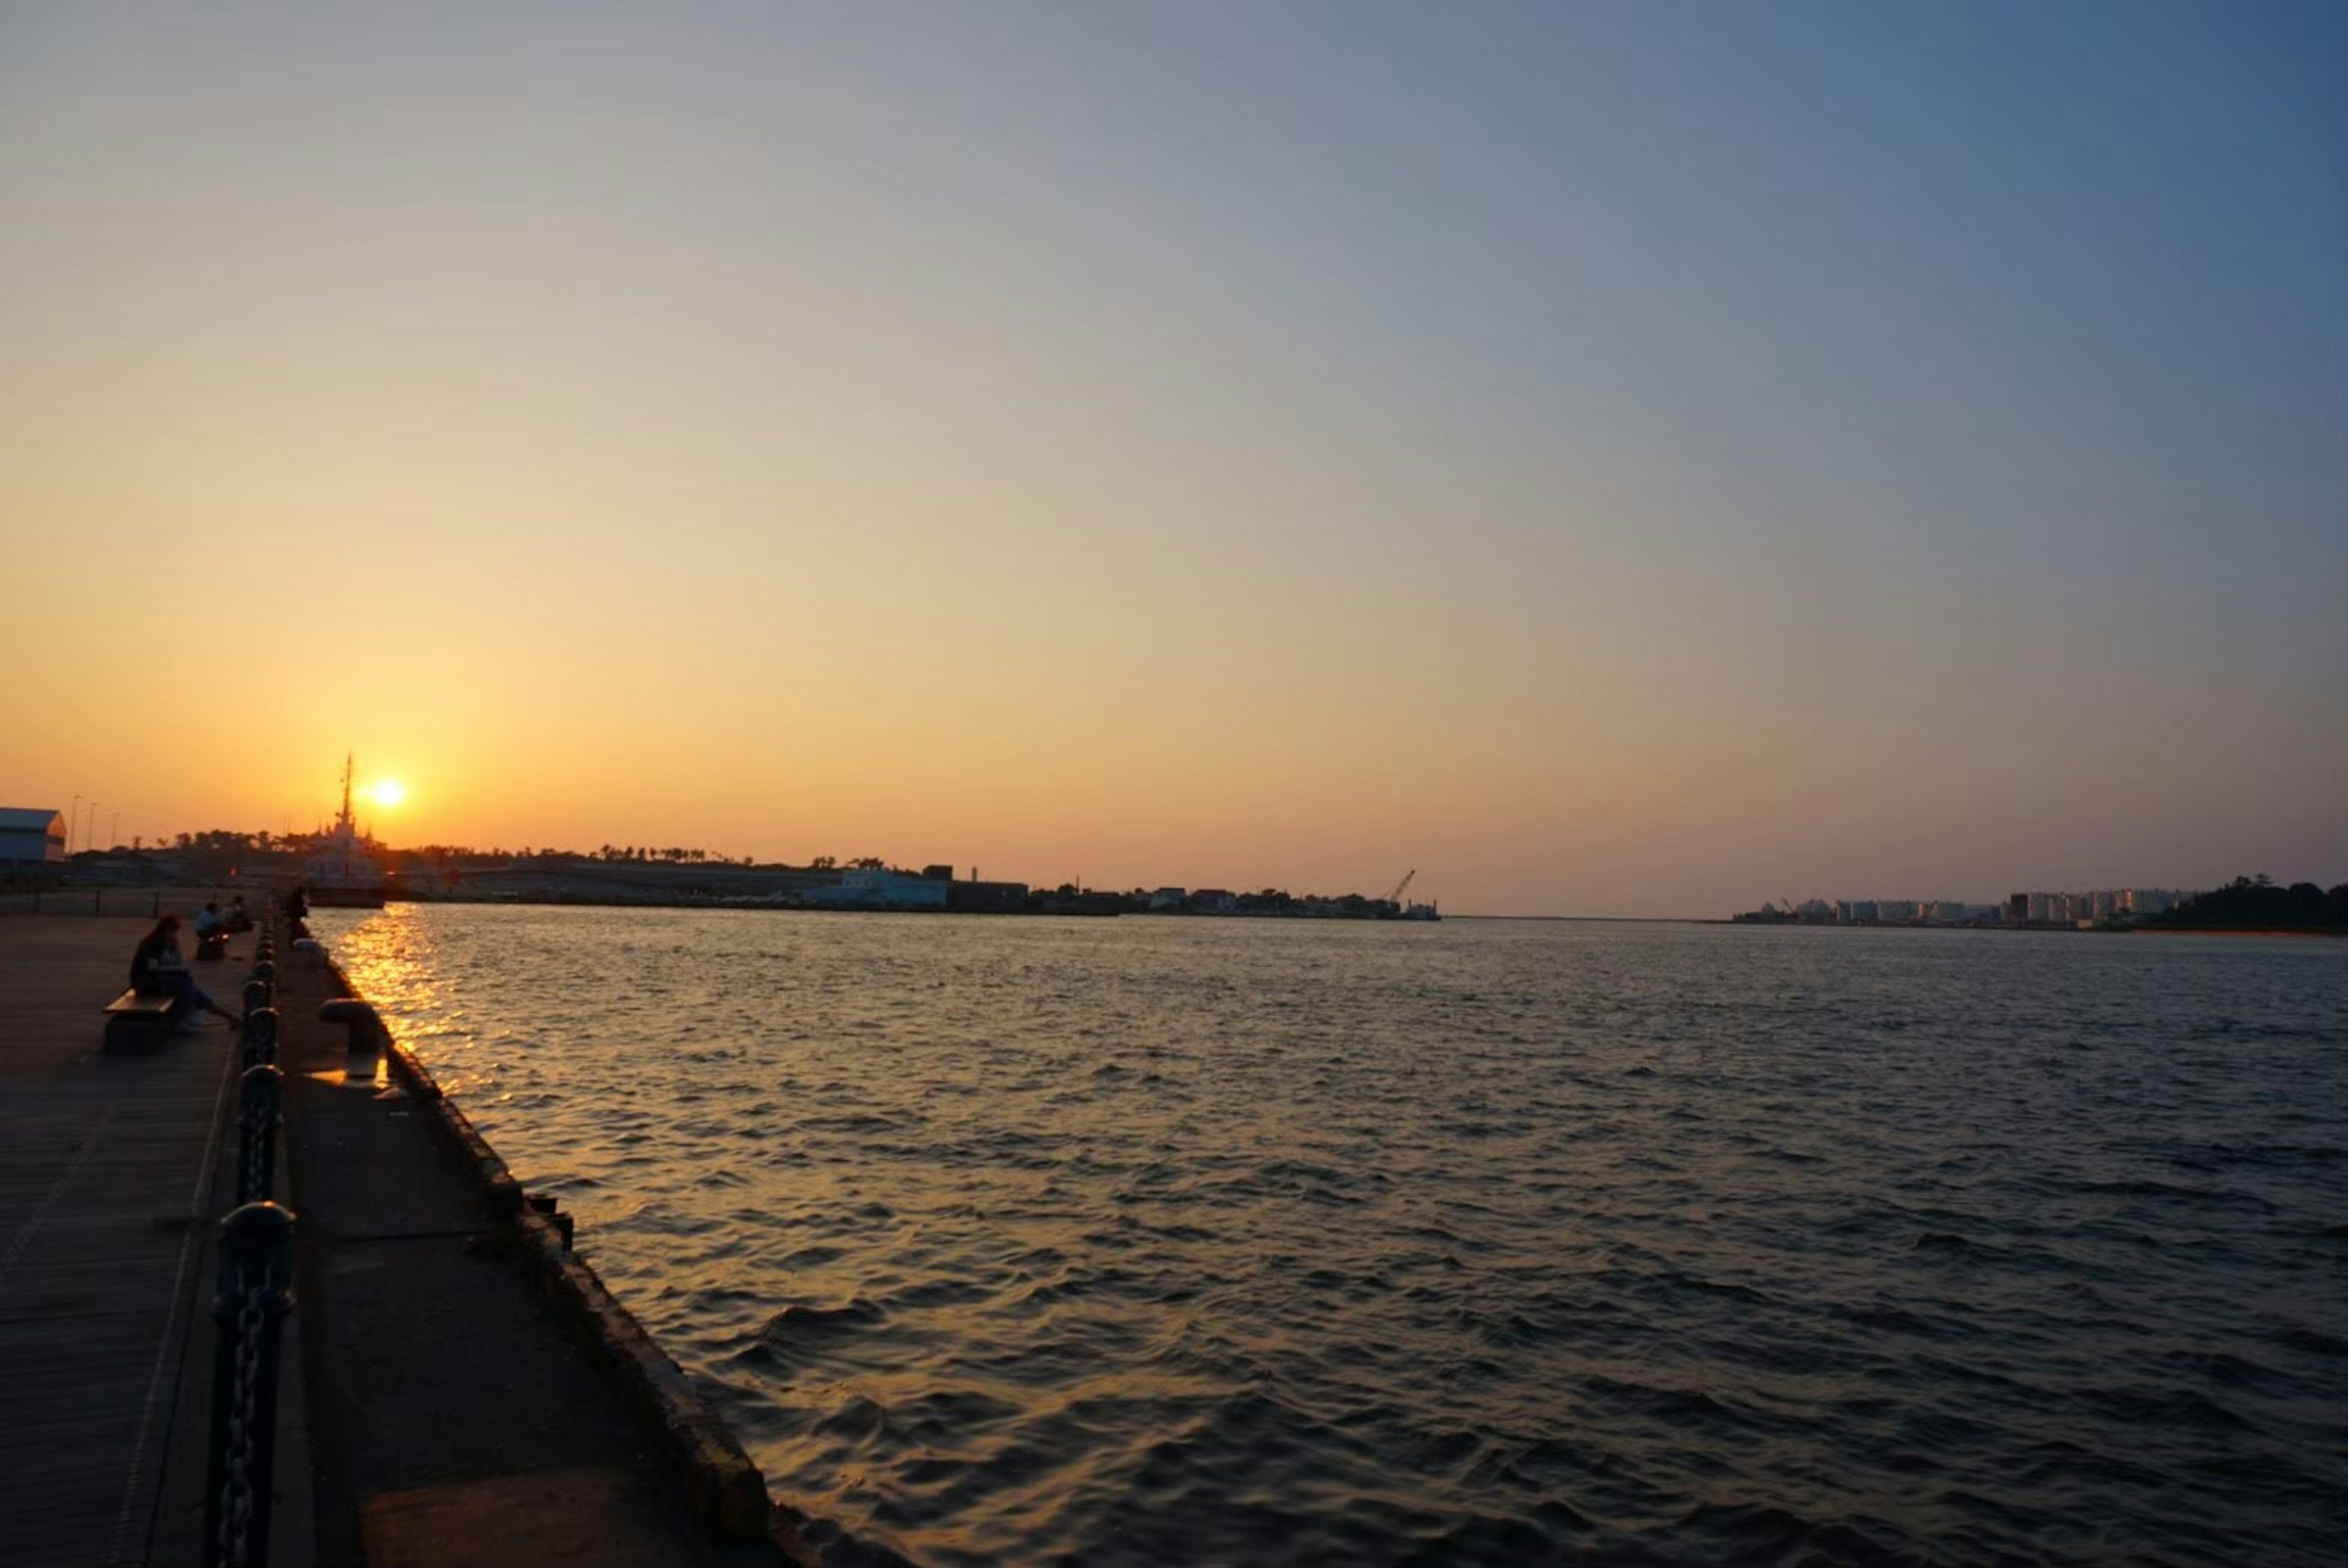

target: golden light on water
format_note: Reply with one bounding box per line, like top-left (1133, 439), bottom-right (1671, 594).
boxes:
top-left (369, 779), bottom-right (407, 809)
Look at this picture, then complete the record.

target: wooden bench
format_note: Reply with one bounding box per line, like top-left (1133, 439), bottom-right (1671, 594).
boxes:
top-left (102, 990), bottom-right (179, 1055)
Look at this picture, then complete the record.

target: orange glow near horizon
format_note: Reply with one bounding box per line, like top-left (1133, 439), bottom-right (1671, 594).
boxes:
top-left (1, 7), bottom-right (2339, 914)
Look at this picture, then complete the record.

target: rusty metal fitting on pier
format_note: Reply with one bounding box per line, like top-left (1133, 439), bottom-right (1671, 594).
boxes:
top-left (317, 998), bottom-right (389, 1055)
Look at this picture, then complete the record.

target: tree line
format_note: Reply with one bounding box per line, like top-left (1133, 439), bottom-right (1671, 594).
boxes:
top-left (2146, 876), bottom-right (2348, 932)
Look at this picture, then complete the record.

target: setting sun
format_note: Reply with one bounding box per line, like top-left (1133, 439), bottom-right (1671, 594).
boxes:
top-left (369, 779), bottom-right (407, 809)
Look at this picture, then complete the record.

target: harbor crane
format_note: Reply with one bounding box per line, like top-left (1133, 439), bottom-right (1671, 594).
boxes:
top-left (1385, 869), bottom-right (1417, 905)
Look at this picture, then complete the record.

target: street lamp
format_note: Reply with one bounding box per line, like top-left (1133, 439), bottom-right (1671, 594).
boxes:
top-left (88, 801), bottom-right (102, 854)
top-left (69, 794), bottom-right (80, 856)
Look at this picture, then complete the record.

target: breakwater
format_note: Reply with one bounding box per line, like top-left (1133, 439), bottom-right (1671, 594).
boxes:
top-left (312, 905), bottom-right (2348, 1566)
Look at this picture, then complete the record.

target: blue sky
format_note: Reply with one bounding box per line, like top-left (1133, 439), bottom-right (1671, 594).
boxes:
top-left (3, 2), bottom-right (2340, 910)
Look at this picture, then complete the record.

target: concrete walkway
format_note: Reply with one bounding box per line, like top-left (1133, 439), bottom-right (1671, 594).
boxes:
top-left (0, 908), bottom-right (808, 1568)
top-left (0, 914), bottom-right (265, 1567)
top-left (273, 939), bottom-right (792, 1567)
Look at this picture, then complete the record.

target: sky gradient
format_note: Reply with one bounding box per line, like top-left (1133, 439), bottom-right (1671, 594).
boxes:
top-left (4, 2), bottom-right (2342, 915)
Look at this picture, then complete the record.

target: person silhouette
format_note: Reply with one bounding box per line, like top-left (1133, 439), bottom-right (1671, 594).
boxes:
top-left (128, 915), bottom-right (240, 1027)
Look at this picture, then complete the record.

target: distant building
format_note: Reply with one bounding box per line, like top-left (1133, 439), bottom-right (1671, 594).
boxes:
top-left (921, 864), bottom-right (954, 882)
top-left (1928, 900), bottom-right (1969, 922)
top-left (946, 878), bottom-right (1027, 913)
top-left (1192, 889), bottom-right (1238, 914)
top-left (800, 868), bottom-right (947, 910)
top-left (1148, 886), bottom-right (1187, 911)
top-left (1839, 900), bottom-right (1878, 924)
top-left (0, 808), bottom-right (67, 865)
top-left (1877, 899), bottom-right (1916, 922)
top-left (2007, 893), bottom-right (2030, 925)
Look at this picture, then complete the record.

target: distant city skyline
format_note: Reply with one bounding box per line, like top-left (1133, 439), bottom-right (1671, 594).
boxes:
top-left (4, 3), bottom-right (2341, 916)
top-left (38, 819), bottom-right (2324, 925)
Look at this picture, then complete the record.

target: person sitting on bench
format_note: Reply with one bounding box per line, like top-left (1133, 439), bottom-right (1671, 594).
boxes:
top-left (193, 901), bottom-right (229, 959)
top-left (130, 915), bottom-right (239, 1027)
top-left (224, 894), bottom-right (253, 933)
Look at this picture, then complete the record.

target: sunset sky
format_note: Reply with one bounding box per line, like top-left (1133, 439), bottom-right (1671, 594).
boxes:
top-left (5, 3), bottom-right (2341, 916)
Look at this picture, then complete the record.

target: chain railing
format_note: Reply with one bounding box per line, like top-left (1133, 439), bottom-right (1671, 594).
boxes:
top-left (235, 1066), bottom-right (284, 1207)
top-left (241, 1007), bottom-right (278, 1070)
top-left (202, 1201), bottom-right (296, 1568)
top-left (202, 909), bottom-right (297, 1567)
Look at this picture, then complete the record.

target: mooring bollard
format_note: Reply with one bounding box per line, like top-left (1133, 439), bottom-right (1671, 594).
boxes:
top-left (253, 959), bottom-right (275, 985)
top-left (317, 998), bottom-right (388, 1055)
top-left (203, 1201), bottom-right (295, 1568)
top-left (240, 1008), bottom-right (278, 1070)
top-left (242, 976), bottom-right (271, 1015)
top-left (235, 1066), bottom-right (284, 1207)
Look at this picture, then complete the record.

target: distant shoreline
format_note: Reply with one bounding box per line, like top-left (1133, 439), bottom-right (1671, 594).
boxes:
top-left (2132, 926), bottom-right (2346, 940)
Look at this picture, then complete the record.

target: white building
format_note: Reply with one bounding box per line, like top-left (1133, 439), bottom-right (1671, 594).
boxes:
top-left (0, 808), bottom-right (67, 865)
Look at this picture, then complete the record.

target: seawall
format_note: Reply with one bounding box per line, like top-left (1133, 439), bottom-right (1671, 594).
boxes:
top-left (279, 930), bottom-right (896, 1566)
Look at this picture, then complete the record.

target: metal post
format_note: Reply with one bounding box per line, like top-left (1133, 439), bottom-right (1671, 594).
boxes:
top-left (235, 1066), bottom-right (283, 1206)
top-left (202, 1202), bottom-right (295, 1568)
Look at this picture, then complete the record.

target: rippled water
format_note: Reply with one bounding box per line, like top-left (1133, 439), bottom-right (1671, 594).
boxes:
top-left (312, 907), bottom-right (2348, 1566)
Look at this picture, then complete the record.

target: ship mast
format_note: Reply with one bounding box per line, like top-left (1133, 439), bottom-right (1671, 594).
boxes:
top-left (339, 753), bottom-right (355, 831)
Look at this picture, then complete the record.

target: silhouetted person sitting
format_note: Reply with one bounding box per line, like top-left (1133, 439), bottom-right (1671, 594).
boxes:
top-left (224, 894), bottom-right (253, 933)
top-left (193, 901), bottom-right (229, 960)
top-left (130, 915), bottom-right (240, 1028)
top-left (284, 885), bottom-right (309, 924)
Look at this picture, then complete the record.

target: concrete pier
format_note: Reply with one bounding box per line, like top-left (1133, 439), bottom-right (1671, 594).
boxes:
top-left (273, 941), bottom-right (792, 1567)
top-left (1, 907), bottom-right (823, 1567)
